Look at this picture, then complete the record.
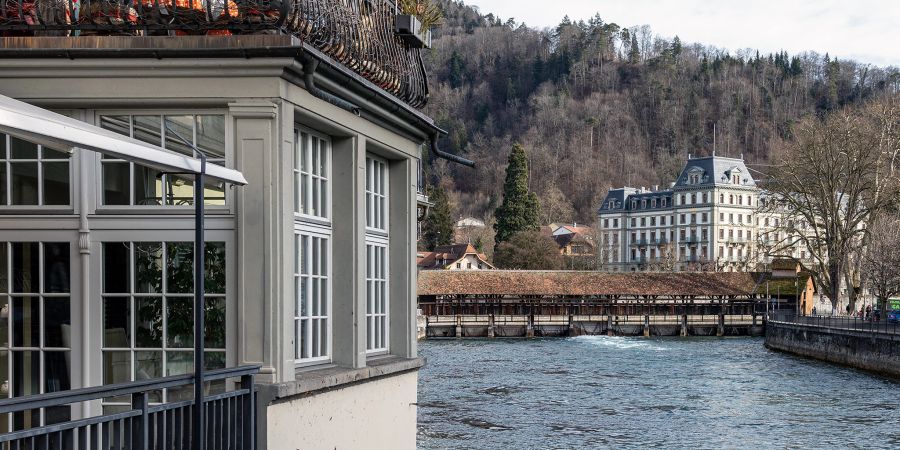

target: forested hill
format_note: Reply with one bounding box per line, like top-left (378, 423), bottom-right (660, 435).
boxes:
top-left (423, 0), bottom-right (900, 226)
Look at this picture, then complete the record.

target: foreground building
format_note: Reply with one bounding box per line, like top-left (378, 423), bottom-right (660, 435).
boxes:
top-left (597, 154), bottom-right (811, 272)
top-left (0, 1), bottom-right (466, 448)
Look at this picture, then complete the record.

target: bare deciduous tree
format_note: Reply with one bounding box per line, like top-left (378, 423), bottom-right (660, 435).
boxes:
top-left (764, 98), bottom-right (900, 311)
top-left (861, 214), bottom-right (900, 311)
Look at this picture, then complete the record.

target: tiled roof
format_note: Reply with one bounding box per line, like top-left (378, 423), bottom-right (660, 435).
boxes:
top-left (417, 271), bottom-right (766, 297)
top-left (673, 155), bottom-right (757, 189)
top-left (417, 244), bottom-right (492, 270)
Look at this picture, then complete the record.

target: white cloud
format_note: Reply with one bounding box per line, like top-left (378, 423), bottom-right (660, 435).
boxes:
top-left (465, 0), bottom-right (900, 66)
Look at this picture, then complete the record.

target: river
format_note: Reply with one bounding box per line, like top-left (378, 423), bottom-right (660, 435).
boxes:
top-left (417, 336), bottom-right (899, 449)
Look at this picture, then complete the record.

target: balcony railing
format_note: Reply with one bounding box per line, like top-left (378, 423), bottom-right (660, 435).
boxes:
top-left (0, 365), bottom-right (259, 450)
top-left (0, 0), bottom-right (430, 107)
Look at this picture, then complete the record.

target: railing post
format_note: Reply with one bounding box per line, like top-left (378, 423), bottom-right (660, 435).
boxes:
top-left (132, 391), bottom-right (149, 450)
top-left (241, 374), bottom-right (255, 450)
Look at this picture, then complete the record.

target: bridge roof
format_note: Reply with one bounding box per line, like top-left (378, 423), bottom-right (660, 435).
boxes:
top-left (418, 270), bottom-right (769, 298)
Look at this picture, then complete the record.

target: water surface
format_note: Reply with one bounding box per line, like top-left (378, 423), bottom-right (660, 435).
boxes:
top-left (417, 337), bottom-right (899, 449)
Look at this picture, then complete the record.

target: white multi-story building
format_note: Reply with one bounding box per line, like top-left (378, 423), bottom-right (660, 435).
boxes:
top-left (597, 155), bottom-right (798, 272)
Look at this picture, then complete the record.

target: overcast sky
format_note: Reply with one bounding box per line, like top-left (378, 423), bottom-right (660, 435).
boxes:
top-left (465, 0), bottom-right (900, 67)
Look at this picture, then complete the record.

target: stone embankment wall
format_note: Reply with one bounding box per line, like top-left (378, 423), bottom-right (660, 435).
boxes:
top-left (765, 322), bottom-right (900, 377)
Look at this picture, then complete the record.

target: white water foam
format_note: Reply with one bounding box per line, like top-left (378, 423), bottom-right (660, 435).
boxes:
top-left (570, 335), bottom-right (668, 351)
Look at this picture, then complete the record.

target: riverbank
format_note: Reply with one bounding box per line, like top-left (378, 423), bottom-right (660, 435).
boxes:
top-left (765, 316), bottom-right (900, 378)
top-left (417, 337), bottom-right (899, 449)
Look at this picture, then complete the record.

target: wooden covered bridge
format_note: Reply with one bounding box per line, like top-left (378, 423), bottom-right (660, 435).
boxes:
top-left (417, 271), bottom-right (807, 338)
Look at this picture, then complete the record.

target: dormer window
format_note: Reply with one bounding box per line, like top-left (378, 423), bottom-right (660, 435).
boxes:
top-left (733, 175), bottom-right (740, 184)
top-left (631, 200), bottom-right (637, 209)
top-left (641, 199), bottom-right (647, 208)
top-left (651, 199), bottom-right (657, 208)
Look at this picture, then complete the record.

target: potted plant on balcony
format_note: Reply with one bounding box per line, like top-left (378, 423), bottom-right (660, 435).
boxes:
top-left (395, 0), bottom-right (442, 48)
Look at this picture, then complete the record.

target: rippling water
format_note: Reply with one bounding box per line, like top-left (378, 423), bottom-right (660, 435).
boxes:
top-left (417, 337), bottom-right (900, 449)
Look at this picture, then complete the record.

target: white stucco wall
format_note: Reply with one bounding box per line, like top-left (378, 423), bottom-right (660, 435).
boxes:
top-left (266, 371), bottom-right (419, 450)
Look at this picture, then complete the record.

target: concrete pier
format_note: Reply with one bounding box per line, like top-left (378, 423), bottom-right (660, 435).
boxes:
top-left (643, 315), bottom-right (650, 337)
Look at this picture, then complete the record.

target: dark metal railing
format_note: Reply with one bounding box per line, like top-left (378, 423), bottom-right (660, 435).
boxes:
top-left (769, 311), bottom-right (900, 336)
top-left (0, 364), bottom-right (260, 450)
top-left (0, 0), bottom-right (429, 107)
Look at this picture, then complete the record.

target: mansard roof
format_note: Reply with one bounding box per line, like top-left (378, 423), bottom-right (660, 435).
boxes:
top-left (597, 187), bottom-right (673, 214)
top-left (673, 155), bottom-right (756, 189)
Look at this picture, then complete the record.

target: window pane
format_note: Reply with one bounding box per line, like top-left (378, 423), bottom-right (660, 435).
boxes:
top-left (0, 165), bottom-right (6, 205)
top-left (12, 297), bottom-right (39, 347)
top-left (165, 174), bottom-right (195, 206)
top-left (103, 243), bottom-right (130, 294)
top-left (165, 352), bottom-right (193, 376)
top-left (43, 298), bottom-right (70, 348)
top-left (202, 178), bottom-right (226, 206)
top-left (41, 147), bottom-right (71, 160)
top-left (166, 297), bottom-right (193, 348)
top-left (205, 297), bottom-right (226, 348)
top-left (12, 351), bottom-right (40, 396)
top-left (134, 165), bottom-right (164, 206)
top-left (133, 116), bottom-right (162, 147)
top-left (10, 162), bottom-right (38, 205)
top-left (102, 351), bottom-right (131, 385)
top-left (99, 116), bottom-right (131, 138)
top-left (42, 161), bottom-right (70, 205)
top-left (164, 116), bottom-right (194, 156)
top-left (103, 297), bottom-right (130, 348)
top-left (0, 243), bottom-right (7, 292)
top-left (134, 243), bottom-right (162, 294)
top-left (43, 243), bottom-right (69, 294)
top-left (166, 243), bottom-right (193, 294)
top-left (135, 351), bottom-right (162, 380)
top-left (11, 243), bottom-right (39, 293)
top-left (300, 133), bottom-right (308, 172)
top-left (0, 297), bottom-right (7, 348)
top-left (196, 115), bottom-right (225, 159)
top-left (135, 297), bottom-right (162, 348)
top-left (43, 351), bottom-right (70, 392)
top-left (204, 242), bottom-right (226, 294)
top-left (102, 162), bottom-right (130, 205)
top-left (9, 137), bottom-right (37, 160)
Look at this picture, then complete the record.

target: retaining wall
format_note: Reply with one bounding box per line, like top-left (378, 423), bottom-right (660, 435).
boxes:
top-left (765, 321), bottom-right (900, 377)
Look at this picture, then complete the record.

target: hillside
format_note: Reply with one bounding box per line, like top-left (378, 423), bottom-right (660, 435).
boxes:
top-left (423, 0), bottom-right (900, 228)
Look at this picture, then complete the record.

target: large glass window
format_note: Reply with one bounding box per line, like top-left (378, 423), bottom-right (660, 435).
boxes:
top-left (0, 133), bottom-right (71, 207)
top-left (100, 241), bottom-right (226, 412)
top-left (294, 130), bottom-right (330, 218)
top-left (294, 231), bottom-right (329, 363)
top-left (365, 241), bottom-right (388, 353)
top-left (293, 128), bottom-right (332, 364)
top-left (0, 242), bottom-right (71, 432)
top-left (365, 155), bottom-right (389, 353)
top-left (99, 115), bottom-right (226, 206)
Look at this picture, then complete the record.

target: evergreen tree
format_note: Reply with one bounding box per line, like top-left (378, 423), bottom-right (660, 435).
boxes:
top-left (628, 34), bottom-right (641, 63)
top-left (493, 143), bottom-right (540, 244)
top-left (422, 185), bottom-right (454, 250)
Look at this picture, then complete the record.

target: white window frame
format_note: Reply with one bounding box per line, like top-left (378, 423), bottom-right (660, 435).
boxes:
top-left (293, 224), bottom-right (332, 365)
top-left (365, 155), bottom-right (389, 354)
top-left (0, 132), bottom-right (73, 209)
top-left (294, 128), bottom-right (331, 220)
top-left (293, 127), bottom-right (332, 366)
top-left (99, 240), bottom-right (228, 410)
top-left (96, 111), bottom-right (230, 209)
top-left (0, 241), bottom-right (73, 431)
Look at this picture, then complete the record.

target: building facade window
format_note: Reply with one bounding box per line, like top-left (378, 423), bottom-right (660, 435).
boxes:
top-left (100, 241), bottom-right (226, 412)
top-left (0, 134), bottom-right (71, 207)
top-left (294, 130), bottom-right (330, 218)
top-left (293, 128), bottom-right (332, 364)
top-left (0, 242), bottom-right (71, 431)
top-left (99, 114), bottom-right (226, 206)
top-left (365, 156), bottom-right (389, 353)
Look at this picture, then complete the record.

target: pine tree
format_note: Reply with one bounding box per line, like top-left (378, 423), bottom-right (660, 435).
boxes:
top-left (422, 185), bottom-right (454, 250)
top-left (494, 143), bottom-right (540, 244)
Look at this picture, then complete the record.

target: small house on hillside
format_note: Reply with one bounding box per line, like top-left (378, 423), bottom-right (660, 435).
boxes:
top-left (547, 223), bottom-right (596, 256)
top-left (418, 243), bottom-right (495, 271)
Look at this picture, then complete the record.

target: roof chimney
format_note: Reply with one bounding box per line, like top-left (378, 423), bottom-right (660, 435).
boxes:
top-left (688, 153), bottom-right (692, 160)
top-left (653, 185), bottom-right (659, 192)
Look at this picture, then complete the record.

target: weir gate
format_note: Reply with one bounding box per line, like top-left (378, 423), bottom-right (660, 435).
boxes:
top-left (417, 270), bottom-right (803, 338)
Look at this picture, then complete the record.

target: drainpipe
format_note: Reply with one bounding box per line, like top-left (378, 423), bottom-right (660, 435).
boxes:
top-left (429, 134), bottom-right (475, 168)
top-left (301, 59), bottom-right (361, 116)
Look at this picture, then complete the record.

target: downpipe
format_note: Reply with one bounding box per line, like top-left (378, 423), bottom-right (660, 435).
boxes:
top-left (302, 58), bottom-right (361, 116)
